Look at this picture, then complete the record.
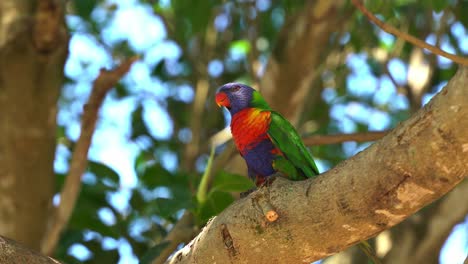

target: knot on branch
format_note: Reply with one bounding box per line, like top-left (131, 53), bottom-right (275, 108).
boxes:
top-left (220, 224), bottom-right (238, 258)
top-left (251, 190), bottom-right (280, 223)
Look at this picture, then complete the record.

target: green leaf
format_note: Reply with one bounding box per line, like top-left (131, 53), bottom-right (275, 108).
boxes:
top-left (140, 165), bottom-right (192, 197)
top-left (88, 161), bottom-right (120, 186)
top-left (55, 229), bottom-right (84, 258)
top-left (139, 241), bottom-right (170, 264)
top-left (69, 204), bottom-right (120, 238)
top-left (210, 171), bottom-right (254, 193)
top-left (83, 240), bottom-right (119, 264)
top-left (140, 223), bottom-right (167, 242)
top-left (229, 40), bottom-right (251, 56)
top-left (172, 0), bottom-right (215, 35)
top-left (431, 0), bottom-right (449, 12)
top-left (141, 164), bottom-right (174, 188)
top-left (198, 191), bottom-right (234, 223)
top-left (459, 1), bottom-right (468, 28)
top-left (73, 0), bottom-right (97, 19)
top-left (113, 82), bottom-right (130, 99)
top-left (146, 197), bottom-right (192, 219)
top-left (131, 105), bottom-right (150, 140)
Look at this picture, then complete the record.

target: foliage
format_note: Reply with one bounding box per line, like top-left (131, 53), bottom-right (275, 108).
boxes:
top-left (53, 0), bottom-right (467, 263)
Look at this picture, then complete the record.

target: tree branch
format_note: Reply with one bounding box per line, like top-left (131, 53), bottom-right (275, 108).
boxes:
top-left (351, 0), bottom-right (468, 66)
top-left (166, 66), bottom-right (468, 263)
top-left (302, 131), bottom-right (389, 146)
top-left (0, 236), bottom-right (63, 264)
top-left (413, 180), bottom-right (468, 262)
top-left (40, 57), bottom-right (138, 255)
top-left (383, 180), bottom-right (468, 263)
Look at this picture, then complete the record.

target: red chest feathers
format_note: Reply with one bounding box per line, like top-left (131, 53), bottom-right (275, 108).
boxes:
top-left (231, 108), bottom-right (271, 154)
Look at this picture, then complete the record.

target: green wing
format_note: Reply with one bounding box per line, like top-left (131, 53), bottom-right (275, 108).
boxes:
top-left (267, 111), bottom-right (319, 179)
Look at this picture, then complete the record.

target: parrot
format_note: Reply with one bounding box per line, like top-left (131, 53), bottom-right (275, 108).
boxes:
top-left (215, 82), bottom-right (380, 264)
top-left (215, 82), bottom-right (319, 186)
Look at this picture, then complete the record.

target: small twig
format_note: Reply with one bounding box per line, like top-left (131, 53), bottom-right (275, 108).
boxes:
top-left (258, 199), bottom-right (279, 223)
top-left (302, 131), bottom-right (389, 146)
top-left (383, 59), bottom-right (402, 89)
top-left (351, 0), bottom-right (468, 66)
top-left (384, 59), bottom-right (420, 112)
top-left (40, 57), bottom-right (138, 255)
top-left (251, 189), bottom-right (280, 223)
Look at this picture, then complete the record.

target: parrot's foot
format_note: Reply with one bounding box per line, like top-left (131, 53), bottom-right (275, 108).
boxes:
top-left (255, 174), bottom-right (278, 188)
top-left (240, 187), bottom-right (257, 198)
top-left (260, 175), bottom-right (277, 188)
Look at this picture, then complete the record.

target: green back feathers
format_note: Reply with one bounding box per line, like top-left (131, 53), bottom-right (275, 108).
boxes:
top-left (249, 89), bottom-right (319, 179)
top-left (250, 90), bottom-right (271, 110)
top-left (267, 111), bottom-right (319, 179)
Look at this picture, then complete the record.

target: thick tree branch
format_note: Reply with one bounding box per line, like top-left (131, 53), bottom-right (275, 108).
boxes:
top-left (0, 236), bottom-right (62, 264)
top-left (40, 57), bottom-right (137, 255)
top-left (167, 66), bottom-right (468, 263)
top-left (413, 180), bottom-right (468, 262)
top-left (383, 180), bottom-right (468, 264)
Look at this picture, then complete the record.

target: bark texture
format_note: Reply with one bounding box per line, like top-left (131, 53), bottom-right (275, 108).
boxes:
top-left (0, 235), bottom-right (62, 264)
top-left (0, 0), bottom-right (68, 250)
top-left (382, 179), bottom-right (468, 264)
top-left (167, 66), bottom-right (468, 264)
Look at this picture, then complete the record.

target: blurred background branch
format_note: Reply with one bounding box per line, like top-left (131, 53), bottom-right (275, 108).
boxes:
top-left (41, 57), bottom-right (137, 256)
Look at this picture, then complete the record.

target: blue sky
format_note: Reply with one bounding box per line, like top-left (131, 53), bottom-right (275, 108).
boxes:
top-left (58, 1), bottom-right (468, 263)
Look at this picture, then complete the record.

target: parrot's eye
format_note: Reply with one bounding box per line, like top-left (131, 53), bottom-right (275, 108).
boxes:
top-left (231, 86), bottom-right (240, 92)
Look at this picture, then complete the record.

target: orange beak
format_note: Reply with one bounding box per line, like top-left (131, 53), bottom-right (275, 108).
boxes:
top-left (215, 92), bottom-right (230, 108)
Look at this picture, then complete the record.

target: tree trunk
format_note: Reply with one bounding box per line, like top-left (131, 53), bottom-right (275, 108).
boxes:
top-left (0, 0), bottom-right (68, 250)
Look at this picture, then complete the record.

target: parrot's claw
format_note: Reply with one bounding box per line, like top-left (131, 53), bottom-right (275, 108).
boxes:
top-left (261, 175), bottom-right (277, 188)
top-left (240, 187), bottom-right (257, 198)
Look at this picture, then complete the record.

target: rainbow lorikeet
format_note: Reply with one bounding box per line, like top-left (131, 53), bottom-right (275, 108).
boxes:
top-left (215, 83), bottom-right (319, 186)
top-left (216, 83), bottom-right (380, 263)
